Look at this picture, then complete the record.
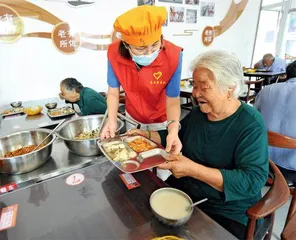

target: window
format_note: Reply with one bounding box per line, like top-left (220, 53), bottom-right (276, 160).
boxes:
top-left (252, 10), bottom-right (281, 65)
top-left (284, 10), bottom-right (296, 62)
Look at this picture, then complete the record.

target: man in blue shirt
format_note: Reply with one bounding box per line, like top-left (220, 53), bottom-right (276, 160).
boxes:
top-left (254, 53), bottom-right (286, 72)
top-left (254, 60), bottom-right (296, 185)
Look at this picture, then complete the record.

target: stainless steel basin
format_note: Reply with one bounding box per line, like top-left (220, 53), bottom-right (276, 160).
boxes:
top-left (0, 129), bottom-right (56, 174)
top-left (57, 115), bottom-right (124, 156)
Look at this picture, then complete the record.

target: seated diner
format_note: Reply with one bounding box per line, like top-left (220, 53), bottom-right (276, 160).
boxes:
top-left (59, 78), bottom-right (107, 116)
top-left (129, 50), bottom-right (269, 239)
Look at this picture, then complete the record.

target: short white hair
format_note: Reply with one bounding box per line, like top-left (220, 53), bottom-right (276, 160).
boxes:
top-left (190, 50), bottom-right (244, 98)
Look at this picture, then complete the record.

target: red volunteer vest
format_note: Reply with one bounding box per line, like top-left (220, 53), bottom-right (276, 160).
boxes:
top-left (108, 40), bottom-right (182, 124)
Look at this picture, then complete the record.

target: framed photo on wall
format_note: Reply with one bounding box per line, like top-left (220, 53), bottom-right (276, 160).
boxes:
top-left (200, 2), bottom-right (215, 17)
top-left (159, 0), bottom-right (183, 4)
top-left (186, 9), bottom-right (197, 23)
top-left (185, 0), bottom-right (199, 5)
top-left (137, 0), bottom-right (155, 6)
top-left (170, 6), bottom-right (185, 22)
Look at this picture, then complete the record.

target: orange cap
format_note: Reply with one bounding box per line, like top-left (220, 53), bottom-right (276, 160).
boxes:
top-left (114, 6), bottom-right (167, 47)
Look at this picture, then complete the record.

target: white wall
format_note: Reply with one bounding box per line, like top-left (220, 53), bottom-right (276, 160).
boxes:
top-left (0, 0), bottom-right (261, 106)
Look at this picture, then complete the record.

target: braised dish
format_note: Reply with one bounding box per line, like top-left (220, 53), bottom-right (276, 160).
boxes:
top-left (4, 144), bottom-right (46, 157)
top-left (128, 138), bottom-right (156, 153)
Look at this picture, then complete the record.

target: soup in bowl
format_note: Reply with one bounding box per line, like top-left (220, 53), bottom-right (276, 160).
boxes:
top-left (150, 187), bottom-right (193, 227)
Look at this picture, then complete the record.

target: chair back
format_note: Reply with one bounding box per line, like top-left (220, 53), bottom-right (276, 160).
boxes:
top-left (245, 160), bottom-right (290, 239)
top-left (281, 192), bottom-right (296, 240)
top-left (240, 78), bottom-right (264, 103)
top-left (268, 131), bottom-right (296, 149)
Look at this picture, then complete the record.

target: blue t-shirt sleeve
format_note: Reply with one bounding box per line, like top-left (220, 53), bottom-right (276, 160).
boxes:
top-left (107, 60), bottom-right (120, 88)
top-left (254, 91), bottom-right (262, 111)
top-left (277, 59), bottom-right (286, 72)
top-left (165, 52), bottom-right (183, 98)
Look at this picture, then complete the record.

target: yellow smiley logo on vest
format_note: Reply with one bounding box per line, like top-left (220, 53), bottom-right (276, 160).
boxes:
top-left (153, 71), bottom-right (162, 80)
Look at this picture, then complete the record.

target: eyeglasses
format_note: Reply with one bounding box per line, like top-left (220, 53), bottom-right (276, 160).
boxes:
top-left (129, 41), bottom-right (162, 55)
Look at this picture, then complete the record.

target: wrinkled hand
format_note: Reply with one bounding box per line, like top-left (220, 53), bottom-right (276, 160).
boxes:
top-left (100, 120), bottom-right (117, 139)
top-left (166, 132), bottom-right (182, 154)
top-left (158, 154), bottom-right (196, 178)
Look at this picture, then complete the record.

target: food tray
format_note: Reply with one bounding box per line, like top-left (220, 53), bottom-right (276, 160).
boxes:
top-left (47, 107), bottom-right (75, 119)
top-left (1, 107), bottom-right (25, 117)
top-left (256, 69), bottom-right (271, 72)
top-left (97, 135), bottom-right (167, 173)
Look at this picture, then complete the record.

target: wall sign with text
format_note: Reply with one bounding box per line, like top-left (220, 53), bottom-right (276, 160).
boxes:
top-left (0, 0), bottom-right (116, 54)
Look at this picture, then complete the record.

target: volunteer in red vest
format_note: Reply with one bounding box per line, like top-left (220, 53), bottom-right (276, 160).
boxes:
top-left (101, 5), bottom-right (183, 154)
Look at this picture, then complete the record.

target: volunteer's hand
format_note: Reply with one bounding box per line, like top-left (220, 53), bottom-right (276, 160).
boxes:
top-left (100, 120), bottom-right (117, 139)
top-left (127, 128), bottom-right (145, 136)
top-left (166, 131), bottom-right (182, 154)
top-left (158, 154), bottom-right (196, 178)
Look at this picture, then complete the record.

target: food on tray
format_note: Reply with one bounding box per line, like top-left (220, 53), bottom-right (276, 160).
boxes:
top-left (24, 106), bottom-right (43, 116)
top-left (128, 138), bottom-right (155, 153)
top-left (104, 143), bottom-right (137, 162)
top-left (4, 144), bottom-right (46, 157)
top-left (49, 107), bottom-right (74, 117)
top-left (245, 68), bottom-right (256, 73)
top-left (74, 127), bottom-right (100, 140)
top-left (2, 107), bottom-right (24, 115)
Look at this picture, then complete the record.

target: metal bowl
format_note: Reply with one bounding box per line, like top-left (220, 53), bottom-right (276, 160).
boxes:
top-left (45, 102), bottom-right (57, 110)
top-left (150, 188), bottom-right (193, 227)
top-left (10, 101), bottom-right (22, 108)
top-left (0, 129), bottom-right (56, 174)
top-left (57, 115), bottom-right (124, 156)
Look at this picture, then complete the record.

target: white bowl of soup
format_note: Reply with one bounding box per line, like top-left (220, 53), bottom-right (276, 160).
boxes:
top-left (150, 188), bottom-right (193, 227)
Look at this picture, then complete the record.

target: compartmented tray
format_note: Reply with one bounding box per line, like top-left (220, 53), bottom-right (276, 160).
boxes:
top-left (97, 135), bottom-right (167, 173)
top-left (47, 107), bottom-right (75, 119)
top-left (1, 107), bottom-right (25, 117)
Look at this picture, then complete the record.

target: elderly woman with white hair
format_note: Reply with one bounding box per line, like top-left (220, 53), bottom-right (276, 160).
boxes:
top-left (129, 50), bottom-right (269, 239)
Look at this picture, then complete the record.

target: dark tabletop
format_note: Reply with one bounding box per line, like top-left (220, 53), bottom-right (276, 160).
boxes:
top-left (0, 161), bottom-right (237, 240)
top-left (0, 98), bottom-right (78, 137)
top-left (243, 71), bottom-right (286, 78)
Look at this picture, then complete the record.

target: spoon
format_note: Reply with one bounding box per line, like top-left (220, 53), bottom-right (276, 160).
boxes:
top-left (186, 198), bottom-right (208, 211)
top-left (97, 108), bottom-right (108, 137)
top-left (32, 119), bottom-right (66, 152)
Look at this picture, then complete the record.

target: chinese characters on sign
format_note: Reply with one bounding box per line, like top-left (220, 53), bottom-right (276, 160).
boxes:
top-left (0, 204), bottom-right (19, 231)
top-left (0, 4), bottom-right (24, 43)
top-left (202, 26), bottom-right (215, 46)
top-left (0, 182), bottom-right (17, 195)
top-left (52, 22), bottom-right (81, 54)
top-left (150, 81), bottom-right (167, 85)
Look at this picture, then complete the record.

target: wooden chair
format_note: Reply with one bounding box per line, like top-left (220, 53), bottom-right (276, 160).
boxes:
top-left (281, 191), bottom-right (296, 240)
top-left (267, 131), bottom-right (296, 191)
top-left (245, 160), bottom-right (290, 240)
top-left (266, 131), bottom-right (296, 240)
top-left (275, 74), bottom-right (287, 84)
top-left (239, 78), bottom-right (264, 103)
